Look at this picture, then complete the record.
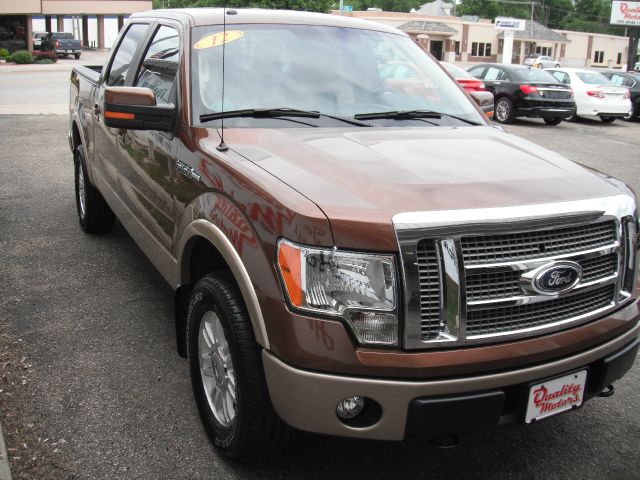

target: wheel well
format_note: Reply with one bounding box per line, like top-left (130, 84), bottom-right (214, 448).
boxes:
top-left (175, 236), bottom-right (234, 357)
top-left (72, 121), bottom-right (81, 149)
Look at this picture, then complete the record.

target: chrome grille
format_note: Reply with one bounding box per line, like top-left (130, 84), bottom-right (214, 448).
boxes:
top-left (466, 253), bottom-right (619, 302)
top-left (416, 240), bottom-right (442, 340)
top-left (461, 221), bottom-right (617, 265)
top-left (467, 285), bottom-right (615, 336)
top-left (394, 195), bottom-right (637, 350)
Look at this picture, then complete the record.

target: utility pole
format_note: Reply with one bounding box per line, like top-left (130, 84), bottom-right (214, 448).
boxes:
top-left (628, 27), bottom-right (639, 72)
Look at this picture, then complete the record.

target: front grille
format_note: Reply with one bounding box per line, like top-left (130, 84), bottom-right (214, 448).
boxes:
top-left (466, 253), bottom-right (619, 302)
top-left (416, 240), bottom-right (442, 340)
top-left (461, 221), bottom-right (617, 265)
top-left (466, 284), bottom-right (615, 336)
top-left (396, 197), bottom-right (635, 349)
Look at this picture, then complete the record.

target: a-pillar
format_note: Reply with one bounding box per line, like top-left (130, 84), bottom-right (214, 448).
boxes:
top-left (82, 15), bottom-right (89, 47)
top-left (118, 15), bottom-right (124, 31)
top-left (97, 15), bottom-right (105, 49)
top-left (26, 15), bottom-right (33, 51)
top-left (57, 15), bottom-right (64, 33)
top-left (45, 15), bottom-right (52, 33)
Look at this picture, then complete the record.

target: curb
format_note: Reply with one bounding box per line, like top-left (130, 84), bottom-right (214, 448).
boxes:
top-left (0, 422), bottom-right (12, 480)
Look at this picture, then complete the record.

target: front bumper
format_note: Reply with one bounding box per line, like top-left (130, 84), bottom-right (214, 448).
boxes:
top-left (263, 322), bottom-right (639, 441)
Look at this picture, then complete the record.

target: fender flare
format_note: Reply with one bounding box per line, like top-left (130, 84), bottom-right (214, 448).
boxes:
top-left (178, 219), bottom-right (270, 349)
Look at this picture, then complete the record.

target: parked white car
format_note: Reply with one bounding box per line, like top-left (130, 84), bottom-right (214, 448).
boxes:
top-left (547, 68), bottom-right (632, 122)
top-left (523, 55), bottom-right (560, 68)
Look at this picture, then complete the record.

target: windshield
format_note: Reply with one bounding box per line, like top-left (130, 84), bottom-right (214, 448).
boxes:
top-left (515, 68), bottom-right (557, 82)
top-left (576, 72), bottom-right (611, 85)
top-left (191, 24), bottom-right (484, 127)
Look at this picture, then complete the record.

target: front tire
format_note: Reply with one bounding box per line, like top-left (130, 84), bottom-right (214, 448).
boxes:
top-left (187, 273), bottom-right (295, 461)
top-left (601, 116), bottom-right (616, 123)
top-left (74, 146), bottom-right (115, 233)
top-left (494, 97), bottom-right (516, 124)
top-left (544, 117), bottom-right (562, 125)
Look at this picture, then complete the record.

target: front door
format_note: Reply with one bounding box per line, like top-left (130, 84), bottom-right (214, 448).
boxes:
top-left (93, 22), bottom-right (150, 200)
top-left (117, 23), bottom-right (180, 252)
top-left (429, 40), bottom-right (443, 61)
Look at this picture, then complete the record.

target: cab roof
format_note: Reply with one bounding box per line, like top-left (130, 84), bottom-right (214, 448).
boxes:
top-left (130, 8), bottom-right (403, 35)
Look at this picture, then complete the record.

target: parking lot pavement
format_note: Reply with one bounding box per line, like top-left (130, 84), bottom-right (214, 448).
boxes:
top-left (0, 114), bottom-right (639, 480)
top-left (0, 51), bottom-right (107, 115)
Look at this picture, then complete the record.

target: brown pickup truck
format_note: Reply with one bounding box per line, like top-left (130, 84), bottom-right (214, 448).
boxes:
top-left (69, 8), bottom-right (639, 461)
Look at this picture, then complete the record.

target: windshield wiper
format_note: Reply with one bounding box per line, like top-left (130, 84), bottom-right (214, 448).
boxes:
top-left (353, 110), bottom-right (481, 125)
top-left (200, 108), bottom-right (371, 127)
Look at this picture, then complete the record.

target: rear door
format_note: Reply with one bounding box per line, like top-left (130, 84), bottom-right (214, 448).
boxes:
top-left (481, 66), bottom-right (509, 97)
top-left (116, 22), bottom-right (181, 252)
top-left (93, 22), bottom-right (151, 201)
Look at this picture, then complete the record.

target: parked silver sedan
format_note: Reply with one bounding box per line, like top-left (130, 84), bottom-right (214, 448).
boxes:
top-left (523, 55), bottom-right (561, 69)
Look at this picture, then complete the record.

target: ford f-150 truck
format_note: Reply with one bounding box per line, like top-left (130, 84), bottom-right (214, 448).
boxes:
top-left (69, 8), bottom-right (640, 461)
top-left (44, 32), bottom-right (82, 59)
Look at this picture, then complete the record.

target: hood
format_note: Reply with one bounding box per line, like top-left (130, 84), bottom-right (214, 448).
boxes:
top-left (218, 126), bottom-right (623, 251)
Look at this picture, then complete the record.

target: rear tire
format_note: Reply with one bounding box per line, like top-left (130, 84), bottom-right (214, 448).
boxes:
top-left (74, 53), bottom-right (81, 60)
top-left (74, 145), bottom-right (115, 233)
top-left (187, 273), bottom-right (295, 461)
top-left (494, 97), bottom-right (516, 124)
top-left (600, 116), bottom-right (616, 123)
top-left (543, 117), bottom-right (562, 125)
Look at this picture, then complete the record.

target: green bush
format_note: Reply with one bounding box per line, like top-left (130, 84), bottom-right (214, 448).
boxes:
top-left (11, 50), bottom-right (35, 64)
top-left (0, 48), bottom-right (9, 58)
top-left (35, 59), bottom-right (54, 64)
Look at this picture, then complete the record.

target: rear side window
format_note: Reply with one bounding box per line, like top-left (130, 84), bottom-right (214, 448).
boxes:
top-left (135, 26), bottom-right (180, 105)
top-left (576, 72), bottom-right (610, 85)
top-left (550, 71), bottom-right (570, 84)
top-left (484, 67), bottom-right (505, 81)
top-left (107, 24), bottom-right (149, 87)
top-left (468, 66), bottom-right (485, 78)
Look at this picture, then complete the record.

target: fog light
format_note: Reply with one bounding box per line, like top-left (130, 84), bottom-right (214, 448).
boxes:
top-left (336, 396), bottom-right (365, 419)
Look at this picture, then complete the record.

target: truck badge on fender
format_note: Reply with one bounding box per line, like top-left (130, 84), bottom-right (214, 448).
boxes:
top-left (176, 160), bottom-right (201, 182)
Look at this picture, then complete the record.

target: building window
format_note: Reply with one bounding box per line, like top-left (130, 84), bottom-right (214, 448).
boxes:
top-left (617, 52), bottom-right (622, 64)
top-left (535, 46), bottom-right (551, 56)
top-left (455, 41), bottom-right (460, 55)
top-left (593, 50), bottom-right (604, 63)
top-left (471, 42), bottom-right (491, 57)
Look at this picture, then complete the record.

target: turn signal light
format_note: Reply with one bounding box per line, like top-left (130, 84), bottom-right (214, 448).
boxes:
top-left (104, 111), bottom-right (135, 120)
top-left (587, 90), bottom-right (605, 98)
top-left (520, 85), bottom-right (539, 95)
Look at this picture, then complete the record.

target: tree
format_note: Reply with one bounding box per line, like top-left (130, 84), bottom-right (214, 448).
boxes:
top-left (154, 0), bottom-right (335, 12)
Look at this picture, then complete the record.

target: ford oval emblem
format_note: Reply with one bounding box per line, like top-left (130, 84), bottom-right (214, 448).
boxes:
top-left (521, 261), bottom-right (583, 295)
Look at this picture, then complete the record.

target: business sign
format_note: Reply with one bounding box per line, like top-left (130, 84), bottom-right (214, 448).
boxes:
top-left (495, 17), bottom-right (526, 31)
top-left (342, 5), bottom-right (353, 13)
top-left (610, 1), bottom-right (640, 26)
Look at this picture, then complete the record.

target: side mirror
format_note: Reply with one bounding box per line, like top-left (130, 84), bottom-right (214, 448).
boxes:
top-left (103, 86), bottom-right (175, 132)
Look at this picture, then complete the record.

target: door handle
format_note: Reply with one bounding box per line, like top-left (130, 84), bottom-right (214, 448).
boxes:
top-left (93, 102), bottom-right (100, 118)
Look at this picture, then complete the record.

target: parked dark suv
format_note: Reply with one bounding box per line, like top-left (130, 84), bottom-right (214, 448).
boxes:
top-left (469, 63), bottom-right (575, 124)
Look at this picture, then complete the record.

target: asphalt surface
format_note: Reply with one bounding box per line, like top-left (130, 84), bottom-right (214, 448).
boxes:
top-left (1, 114), bottom-right (640, 480)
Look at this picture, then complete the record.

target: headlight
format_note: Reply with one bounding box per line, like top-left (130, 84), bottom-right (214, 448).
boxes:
top-left (276, 239), bottom-right (398, 346)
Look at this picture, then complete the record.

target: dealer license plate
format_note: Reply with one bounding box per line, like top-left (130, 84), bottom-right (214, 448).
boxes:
top-left (525, 370), bottom-right (587, 423)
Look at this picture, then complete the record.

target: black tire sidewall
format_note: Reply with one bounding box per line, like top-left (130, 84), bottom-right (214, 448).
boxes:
top-left (544, 117), bottom-right (562, 125)
top-left (74, 146), bottom-right (88, 227)
top-left (186, 278), bottom-right (247, 455)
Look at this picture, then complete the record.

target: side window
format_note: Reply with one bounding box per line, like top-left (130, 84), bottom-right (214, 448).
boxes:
top-left (484, 67), bottom-right (503, 81)
top-left (107, 24), bottom-right (149, 87)
top-left (134, 26), bottom-right (180, 105)
top-left (551, 71), bottom-right (569, 84)
top-left (610, 74), bottom-right (624, 86)
top-left (468, 66), bottom-right (485, 79)
top-left (625, 77), bottom-right (636, 87)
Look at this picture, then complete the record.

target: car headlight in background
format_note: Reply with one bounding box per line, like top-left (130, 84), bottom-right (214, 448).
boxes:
top-left (277, 239), bottom-right (398, 346)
